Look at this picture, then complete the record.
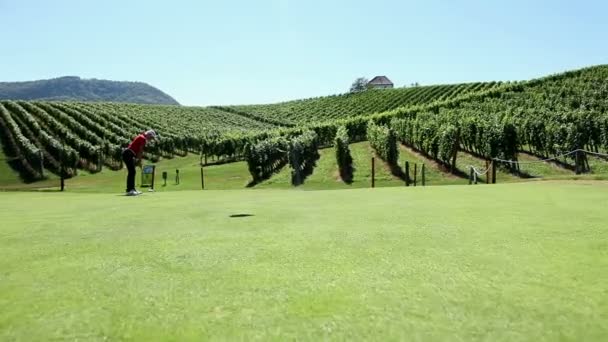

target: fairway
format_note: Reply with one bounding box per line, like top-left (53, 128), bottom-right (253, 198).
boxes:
top-left (1, 182), bottom-right (607, 340)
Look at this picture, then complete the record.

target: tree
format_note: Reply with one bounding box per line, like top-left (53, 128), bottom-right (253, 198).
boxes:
top-left (350, 77), bottom-right (369, 93)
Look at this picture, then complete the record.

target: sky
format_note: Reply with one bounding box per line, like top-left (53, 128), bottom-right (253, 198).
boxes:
top-left (1, 0), bottom-right (607, 106)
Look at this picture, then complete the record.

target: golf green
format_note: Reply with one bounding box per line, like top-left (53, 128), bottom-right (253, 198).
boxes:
top-left (1, 181), bottom-right (607, 340)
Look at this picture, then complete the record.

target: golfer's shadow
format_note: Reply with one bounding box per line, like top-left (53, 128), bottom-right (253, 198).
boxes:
top-left (229, 214), bottom-right (254, 218)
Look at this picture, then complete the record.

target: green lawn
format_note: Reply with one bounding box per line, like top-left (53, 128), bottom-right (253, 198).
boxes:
top-left (1, 182), bottom-right (607, 340)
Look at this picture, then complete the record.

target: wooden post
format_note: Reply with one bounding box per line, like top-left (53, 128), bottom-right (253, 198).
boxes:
top-left (371, 157), bottom-right (375, 188)
top-left (201, 167), bottom-right (205, 189)
top-left (414, 163), bottom-right (417, 186)
top-left (421, 164), bottom-right (426, 186)
top-left (60, 144), bottom-right (65, 191)
top-left (405, 161), bottom-right (410, 186)
top-left (491, 160), bottom-right (497, 184)
top-left (151, 165), bottom-right (156, 190)
top-left (293, 151), bottom-right (301, 186)
top-left (39, 150), bottom-right (44, 178)
top-left (469, 167), bottom-right (473, 185)
top-left (485, 160), bottom-right (490, 184)
top-left (575, 150), bottom-right (581, 175)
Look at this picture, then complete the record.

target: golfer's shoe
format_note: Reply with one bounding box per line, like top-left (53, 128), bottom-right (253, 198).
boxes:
top-left (126, 190), bottom-right (139, 196)
top-left (134, 189), bottom-right (143, 195)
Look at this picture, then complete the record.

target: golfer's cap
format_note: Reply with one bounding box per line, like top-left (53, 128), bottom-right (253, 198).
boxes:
top-left (145, 130), bottom-right (158, 139)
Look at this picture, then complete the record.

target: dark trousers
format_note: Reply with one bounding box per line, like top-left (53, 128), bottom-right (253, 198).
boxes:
top-left (122, 149), bottom-right (136, 192)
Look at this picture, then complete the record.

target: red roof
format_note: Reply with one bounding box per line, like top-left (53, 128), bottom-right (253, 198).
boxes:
top-left (368, 76), bottom-right (393, 86)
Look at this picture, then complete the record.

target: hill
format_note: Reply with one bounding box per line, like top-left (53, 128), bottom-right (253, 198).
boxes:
top-left (0, 76), bottom-right (179, 105)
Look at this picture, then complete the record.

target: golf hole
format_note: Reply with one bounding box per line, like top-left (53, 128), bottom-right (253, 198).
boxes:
top-left (229, 214), bottom-right (254, 218)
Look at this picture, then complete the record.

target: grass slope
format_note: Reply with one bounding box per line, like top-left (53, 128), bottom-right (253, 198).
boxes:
top-left (0, 143), bottom-right (21, 186)
top-left (259, 142), bottom-right (468, 189)
top-left (258, 142), bottom-right (403, 189)
top-left (1, 182), bottom-right (607, 340)
top-left (3, 141), bottom-right (607, 192)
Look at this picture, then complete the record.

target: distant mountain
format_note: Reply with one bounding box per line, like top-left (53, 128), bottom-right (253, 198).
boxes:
top-left (0, 76), bottom-right (179, 105)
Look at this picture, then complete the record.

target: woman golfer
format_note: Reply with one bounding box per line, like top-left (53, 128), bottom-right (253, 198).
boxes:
top-left (122, 129), bottom-right (157, 196)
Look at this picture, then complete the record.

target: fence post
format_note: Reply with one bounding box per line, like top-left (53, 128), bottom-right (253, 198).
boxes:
top-left (421, 164), bottom-right (426, 186)
top-left (405, 161), bottom-right (410, 186)
top-left (492, 160), bottom-right (497, 184)
top-left (201, 167), bottom-right (205, 189)
top-left (575, 150), bottom-right (581, 175)
top-left (469, 167), bottom-right (473, 185)
top-left (371, 157), bottom-right (375, 188)
top-left (39, 150), bottom-right (44, 178)
top-left (291, 150), bottom-right (302, 186)
top-left (414, 163), bottom-right (417, 186)
top-left (485, 160), bottom-right (490, 184)
top-left (60, 144), bottom-right (65, 191)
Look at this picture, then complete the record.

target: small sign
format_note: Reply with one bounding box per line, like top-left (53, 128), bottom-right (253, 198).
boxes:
top-left (141, 165), bottom-right (156, 188)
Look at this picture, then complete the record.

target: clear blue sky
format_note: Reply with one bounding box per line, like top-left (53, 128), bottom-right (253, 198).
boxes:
top-left (1, 0), bottom-right (607, 106)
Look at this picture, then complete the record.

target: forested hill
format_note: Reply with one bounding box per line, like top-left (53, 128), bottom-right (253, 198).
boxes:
top-left (0, 76), bottom-right (179, 105)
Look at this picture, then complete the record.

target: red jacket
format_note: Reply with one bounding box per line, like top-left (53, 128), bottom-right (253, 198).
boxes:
top-left (127, 134), bottom-right (146, 157)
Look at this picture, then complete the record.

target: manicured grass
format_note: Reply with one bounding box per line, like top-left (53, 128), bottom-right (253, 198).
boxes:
top-left (1, 182), bottom-right (607, 340)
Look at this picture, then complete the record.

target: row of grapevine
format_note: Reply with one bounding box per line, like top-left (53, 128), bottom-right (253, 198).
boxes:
top-left (210, 106), bottom-right (295, 127)
top-left (288, 131), bottom-right (320, 185)
top-left (3, 101), bottom-right (79, 176)
top-left (244, 136), bottom-right (289, 184)
top-left (49, 103), bottom-right (128, 147)
top-left (334, 126), bottom-right (353, 183)
top-left (47, 103), bottom-right (128, 168)
top-left (228, 82), bottom-right (501, 125)
top-left (366, 122), bottom-right (398, 166)
top-left (243, 131), bottom-right (321, 186)
top-left (17, 101), bottom-right (101, 169)
top-left (0, 103), bottom-right (42, 180)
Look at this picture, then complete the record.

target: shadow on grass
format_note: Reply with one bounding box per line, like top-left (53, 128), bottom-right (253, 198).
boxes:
top-left (229, 214), bottom-right (254, 218)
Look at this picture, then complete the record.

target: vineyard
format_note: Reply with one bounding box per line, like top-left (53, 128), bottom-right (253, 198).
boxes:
top-left (1, 64), bottom-right (607, 186)
top-left (221, 82), bottom-right (501, 125)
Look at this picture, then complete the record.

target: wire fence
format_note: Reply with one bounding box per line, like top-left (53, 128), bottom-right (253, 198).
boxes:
top-left (0, 153), bottom-right (66, 191)
top-left (2, 148), bottom-right (607, 191)
top-left (492, 149), bottom-right (608, 164)
top-left (467, 149), bottom-right (608, 184)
